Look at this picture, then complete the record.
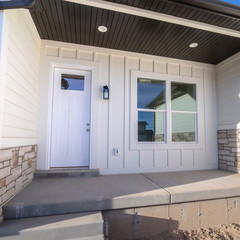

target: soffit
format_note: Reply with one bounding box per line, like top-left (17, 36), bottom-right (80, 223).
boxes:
top-left (29, 0), bottom-right (240, 64)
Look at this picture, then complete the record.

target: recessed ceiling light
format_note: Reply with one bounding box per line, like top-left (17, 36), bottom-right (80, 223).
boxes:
top-left (98, 26), bottom-right (107, 33)
top-left (189, 43), bottom-right (198, 48)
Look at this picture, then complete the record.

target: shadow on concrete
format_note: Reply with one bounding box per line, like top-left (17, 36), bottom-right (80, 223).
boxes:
top-left (102, 210), bottom-right (179, 240)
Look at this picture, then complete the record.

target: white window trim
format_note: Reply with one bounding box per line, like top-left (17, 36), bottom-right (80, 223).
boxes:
top-left (130, 70), bottom-right (204, 150)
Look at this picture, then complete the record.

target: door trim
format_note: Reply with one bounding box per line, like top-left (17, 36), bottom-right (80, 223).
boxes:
top-left (46, 62), bottom-right (98, 170)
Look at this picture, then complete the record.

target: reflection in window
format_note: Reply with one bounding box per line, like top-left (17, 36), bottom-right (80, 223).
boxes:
top-left (61, 74), bottom-right (84, 91)
top-left (138, 79), bottom-right (165, 110)
top-left (138, 111), bottom-right (165, 142)
top-left (171, 82), bottom-right (197, 142)
top-left (172, 113), bottom-right (196, 142)
top-left (171, 82), bottom-right (196, 112)
top-left (137, 78), bottom-right (166, 142)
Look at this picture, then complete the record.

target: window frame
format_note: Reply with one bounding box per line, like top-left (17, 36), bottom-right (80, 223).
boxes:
top-left (130, 70), bottom-right (204, 150)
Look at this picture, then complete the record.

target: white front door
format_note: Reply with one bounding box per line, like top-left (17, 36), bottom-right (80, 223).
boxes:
top-left (50, 68), bottom-right (91, 167)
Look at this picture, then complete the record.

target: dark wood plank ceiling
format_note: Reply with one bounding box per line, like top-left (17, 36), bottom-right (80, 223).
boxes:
top-left (104, 0), bottom-right (240, 31)
top-left (30, 0), bottom-right (240, 64)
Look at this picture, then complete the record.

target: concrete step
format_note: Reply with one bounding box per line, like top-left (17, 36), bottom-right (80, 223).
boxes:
top-left (0, 212), bottom-right (104, 240)
top-left (34, 168), bottom-right (99, 178)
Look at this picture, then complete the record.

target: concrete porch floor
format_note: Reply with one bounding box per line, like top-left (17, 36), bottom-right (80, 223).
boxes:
top-left (3, 169), bottom-right (240, 219)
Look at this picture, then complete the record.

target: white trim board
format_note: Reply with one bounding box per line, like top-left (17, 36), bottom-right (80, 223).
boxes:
top-left (65, 0), bottom-right (240, 38)
top-left (43, 40), bottom-right (215, 69)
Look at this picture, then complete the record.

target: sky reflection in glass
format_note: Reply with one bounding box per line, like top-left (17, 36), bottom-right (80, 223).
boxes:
top-left (137, 79), bottom-right (165, 109)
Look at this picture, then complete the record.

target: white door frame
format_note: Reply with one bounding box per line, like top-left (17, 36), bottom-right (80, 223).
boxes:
top-left (46, 62), bottom-right (96, 170)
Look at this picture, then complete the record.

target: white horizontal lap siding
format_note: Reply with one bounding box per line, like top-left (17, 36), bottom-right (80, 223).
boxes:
top-left (1, 10), bottom-right (40, 148)
top-left (217, 55), bottom-right (240, 130)
top-left (40, 40), bottom-right (217, 174)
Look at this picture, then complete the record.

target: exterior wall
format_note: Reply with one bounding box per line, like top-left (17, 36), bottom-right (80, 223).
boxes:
top-left (0, 10), bottom-right (40, 222)
top-left (217, 53), bottom-right (240, 131)
top-left (38, 40), bottom-right (218, 174)
top-left (217, 53), bottom-right (240, 172)
top-left (0, 9), bottom-right (40, 148)
top-left (0, 145), bottom-right (37, 222)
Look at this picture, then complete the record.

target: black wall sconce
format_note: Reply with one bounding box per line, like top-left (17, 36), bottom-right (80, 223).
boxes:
top-left (103, 85), bottom-right (109, 100)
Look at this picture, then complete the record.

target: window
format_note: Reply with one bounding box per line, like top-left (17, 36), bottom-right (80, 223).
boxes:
top-left (137, 79), bottom-right (166, 142)
top-left (171, 82), bottom-right (197, 142)
top-left (61, 74), bottom-right (84, 91)
top-left (135, 75), bottom-right (198, 145)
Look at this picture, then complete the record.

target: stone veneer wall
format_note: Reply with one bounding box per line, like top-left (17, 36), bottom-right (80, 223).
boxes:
top-left (0, 145), bottom-right (37, 222)
top-left (218, 129), bottom-right (240, 173)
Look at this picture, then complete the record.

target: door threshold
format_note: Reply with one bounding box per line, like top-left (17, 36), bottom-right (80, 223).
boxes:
top-left (34, 168), bottom-right (99, 179)
top-left (50, 167), bottom-right (90, 170)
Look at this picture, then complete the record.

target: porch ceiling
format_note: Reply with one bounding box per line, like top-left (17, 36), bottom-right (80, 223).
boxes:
top-left (30, 0), bottom-right (240, 64)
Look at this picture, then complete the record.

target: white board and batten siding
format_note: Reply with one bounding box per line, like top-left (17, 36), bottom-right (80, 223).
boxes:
top-left (217, 52), bottom-right (240, 130)
top-left (0, 10), bottom-right (40, 148)
top-left (39, 40), bottom-right (218, 174)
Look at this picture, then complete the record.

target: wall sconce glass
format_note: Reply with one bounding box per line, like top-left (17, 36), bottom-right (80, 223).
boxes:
top-left (103, 85), bottom-right (109, 100)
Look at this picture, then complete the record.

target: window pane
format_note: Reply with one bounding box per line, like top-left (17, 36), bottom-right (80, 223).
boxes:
top-left (138, 111), bottom-right (164, 142)
top-left (137, 78), bottom-right (165, 110)
top-left (172, 113), bottom-right (196, 142)
top-left (61, 74), bottom-right (84, 91)
top-left (171, 82), bottom-right (196, 112)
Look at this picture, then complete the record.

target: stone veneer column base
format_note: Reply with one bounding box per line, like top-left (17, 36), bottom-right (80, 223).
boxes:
top-left (0, 145), bottom-right (37, 223)
top-left (218, 129), bottom-right (240, 173)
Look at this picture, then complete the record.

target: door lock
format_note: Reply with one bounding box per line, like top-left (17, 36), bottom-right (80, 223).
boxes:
top-left (86, 129), bottom-right (90, 132)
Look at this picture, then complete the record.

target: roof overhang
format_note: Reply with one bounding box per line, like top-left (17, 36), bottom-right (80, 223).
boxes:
top-left (29, 0), bottom-right (240, 64)
top-left (65, 0), bottom-right (240, 38)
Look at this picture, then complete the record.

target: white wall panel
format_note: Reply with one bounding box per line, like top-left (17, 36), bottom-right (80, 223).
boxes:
top-left (0, 9), bottom-right (40, 148)
top-left (180, 64), bottom-right (192, 77)
top-left (181, 150), bottom-right (194, 166)
top-left (3, 113), bottom-right (36, 131)
top-left (194, 149), bottom-right (205, 166)
top-left (217, 54), bottom-right (240, 130)
top-left (140, 59), bottom-right (154, 72)
top-left (154, 61), bottom-right (167, 74)
top-left (154, 150), bottom-right (168, 167)
top-left (5, 88), bottom-right (37, 115)
top-left (204, 69), bottom-right (218, 167)
top-left (4, 100), bottom-right (36, 122)
top-left (46, 46), bottom-right (59, 57)
top-left (168, 63), bottom-right (180, 75)
top-left (60, 48), bottom-right (77, 59)
top-left (39, 40), bottom-right (217, 173)
top-left (6, 63), bottom-right (38, 97)
top-left (108, 55), bottom-right (125, 168)
top-left (193, 66), bottom-right (203, 79)
top-left (124, 57), bottom-right (140, 168)
top-left (78, 50), bottom-right (94, 61)
top-left (168, 150), bottom-right (181, 167)
top-left (94, 53), bottom-right (110, 169)
top-left (140, 150), bottom-right (154, 168)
